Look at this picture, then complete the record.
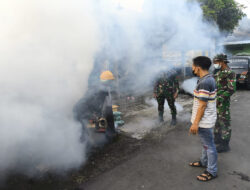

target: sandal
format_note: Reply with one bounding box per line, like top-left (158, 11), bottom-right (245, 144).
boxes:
top-left (197, 170), bottom-right (217, 182)
top-left (189, 161), bottom-right (206, 168)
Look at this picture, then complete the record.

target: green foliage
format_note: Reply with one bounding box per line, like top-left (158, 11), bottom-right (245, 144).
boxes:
top-left (197, 0), bottom-right (246, 33)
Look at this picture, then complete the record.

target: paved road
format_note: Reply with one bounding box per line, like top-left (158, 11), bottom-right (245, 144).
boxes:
top-left (82, 91), bottom-right (250, 190)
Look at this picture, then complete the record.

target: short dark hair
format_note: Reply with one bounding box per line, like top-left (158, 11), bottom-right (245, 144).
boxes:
top-left (193, 56), bottom-right (212, 71)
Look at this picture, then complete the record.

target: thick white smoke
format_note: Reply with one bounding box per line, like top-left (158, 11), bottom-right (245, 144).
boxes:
top-left (0, 0), bottom-right (221, 179)
top-left (0, 0), bottom-right (99, 176)
top-left (182, 78), bottom-right (198, 95)
top-left (238, 17), bottom-right (250, 32)
top-left (92, 0), bottom-right (219, 95)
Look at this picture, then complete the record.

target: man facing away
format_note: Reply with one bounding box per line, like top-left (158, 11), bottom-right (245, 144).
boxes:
top-left (213, 54), bottom-right (236, 153)
top-left (154, 69), bottom-right (179, 125)
top-left (189, 56), bottom-right (218, 181)
top-left (73, 70), bottom-right (117, 141)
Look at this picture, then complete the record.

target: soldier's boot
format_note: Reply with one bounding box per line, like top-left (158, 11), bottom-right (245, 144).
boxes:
top-left (158, 111), bottom-right (164, 123)
top-left (171, 115), bottom-right (177, 126)
top-left (216, 140), bottom-right (230, 153)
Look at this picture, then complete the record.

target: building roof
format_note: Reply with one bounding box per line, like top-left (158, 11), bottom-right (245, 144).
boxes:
top-left (223, 40), bottom-right (250, 46)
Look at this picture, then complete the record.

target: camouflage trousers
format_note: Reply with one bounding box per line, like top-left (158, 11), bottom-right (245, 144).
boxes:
top-left (214, 102), bottom-right (231, 142)
top-left (156, 94), bottom-right (176, 116)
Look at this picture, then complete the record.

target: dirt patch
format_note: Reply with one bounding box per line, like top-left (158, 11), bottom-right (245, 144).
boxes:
top-left (229, 171), bottom-right (250, 182)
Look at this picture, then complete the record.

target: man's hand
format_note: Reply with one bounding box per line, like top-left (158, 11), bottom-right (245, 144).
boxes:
top-left (189, 123), bottom-right (199, 135)
top-left (174, 91), bottom-right (178, 99)
top-left (153, 93), bottom-right (157, 98)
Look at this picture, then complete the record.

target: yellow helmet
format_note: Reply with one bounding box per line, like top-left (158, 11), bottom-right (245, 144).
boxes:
top-left (100, 70), bottom-right (115, 81)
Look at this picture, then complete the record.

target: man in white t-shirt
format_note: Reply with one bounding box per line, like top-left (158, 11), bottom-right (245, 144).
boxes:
top-left (189, 56), bottom-right (218, 182)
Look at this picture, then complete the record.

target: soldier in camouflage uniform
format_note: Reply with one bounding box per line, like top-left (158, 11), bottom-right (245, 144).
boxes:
top-left (154, 70), bottom-right (179, 125)
top-left (213, 54), bottom-right (236, 153)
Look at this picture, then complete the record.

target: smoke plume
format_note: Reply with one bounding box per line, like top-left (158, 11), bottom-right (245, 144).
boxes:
top-left (237, 17), bottom-right (250, 33)
top-left (0, 0), bottom-right (220, 179)
top-left (226, 17), bottom-right (250, 42)
top-left (0, 0), bottom-right (99, 177)
top-left (181, 78), bottom-right (198, 95)
top-left (88, 0), bottom-right (219, 95)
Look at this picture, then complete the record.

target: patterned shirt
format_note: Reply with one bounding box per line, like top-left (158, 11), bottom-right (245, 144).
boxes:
top-left (214, 67), bottom-right (236, 104)
top-left (154, 71), bottom-right (179, 96)
top-left (191, 74), bottom-right (217, 128)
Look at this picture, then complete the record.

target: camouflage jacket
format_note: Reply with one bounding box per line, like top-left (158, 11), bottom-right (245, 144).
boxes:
top-left (154, 74), bottom-right (179, 96)
top-left (214, 67), bottom-right (236, 103)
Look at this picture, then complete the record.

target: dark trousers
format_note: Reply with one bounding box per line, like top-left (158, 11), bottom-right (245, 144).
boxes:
top-left (104, 106), bottom-right (116, 140)
top-left (156, 94), bottom-right (176, 116)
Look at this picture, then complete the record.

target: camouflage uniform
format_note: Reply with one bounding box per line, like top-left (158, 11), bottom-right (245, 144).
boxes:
top-left (154, 72), bottom-right (179, 121)
top-left (214, 68), bottom-right (236, 143)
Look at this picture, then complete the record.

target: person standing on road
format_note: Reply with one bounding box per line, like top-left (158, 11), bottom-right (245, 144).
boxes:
top-left (213, 54), bottom-right (236, 153)
top-left (189, 56), bottom-right (218, 182)
top-left (154, 69), bottom-right (179, 125)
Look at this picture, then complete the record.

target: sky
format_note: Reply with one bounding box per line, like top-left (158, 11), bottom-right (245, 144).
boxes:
top-left (236, 0), bottom-right (250, 18)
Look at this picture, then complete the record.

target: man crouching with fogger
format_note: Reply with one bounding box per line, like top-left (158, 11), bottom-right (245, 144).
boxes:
top-left (73, 70), bottom-right (117, 142)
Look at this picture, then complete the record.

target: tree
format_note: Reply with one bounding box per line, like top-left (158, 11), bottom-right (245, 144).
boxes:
top-left (197, 0), bottom-right (246, 33)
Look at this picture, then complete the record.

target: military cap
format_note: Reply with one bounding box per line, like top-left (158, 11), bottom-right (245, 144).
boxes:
top-left (213, 54), bottom-right (229, 63)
